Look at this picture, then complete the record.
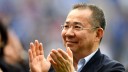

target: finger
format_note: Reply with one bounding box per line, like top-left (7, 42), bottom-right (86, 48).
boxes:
top-left (35, 40), bottom-right (40, 56)
top-left (66, 47), bottom-right (73, 58)
top-left (28, 49), bottom-right (33, 63)
top-left (49, 53), bottom-right (57, 69)
top-left (50, 59), bottom-right (63, 72)
top-left (50, 50), bottom-right (62, 65)
top-left (50, 59), bottom-right (58, 71)
top-left (49, 57), bottom-right (59, 72)
top-left (52, 49), bottom-right (65, 62)
top-left (47, 54), bottom-right (52, 61)
top-left (30, 42), bottom-right (36, 58)
top-left (39, 43), bottom-right (44, 55)
top-left (49, 58), bottom-right (56, 65)
top-left (50, 50), bottom-right (57, 62)
top-left (58, 48), bottom-right (68, 59)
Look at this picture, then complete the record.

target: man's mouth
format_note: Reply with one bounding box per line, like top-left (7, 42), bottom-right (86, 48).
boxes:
top-left (66, 41), bottom-right (78, 44)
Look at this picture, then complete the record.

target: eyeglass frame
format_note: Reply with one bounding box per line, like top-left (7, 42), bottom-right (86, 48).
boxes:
top-left (61, 24), bottom-right (100, 31)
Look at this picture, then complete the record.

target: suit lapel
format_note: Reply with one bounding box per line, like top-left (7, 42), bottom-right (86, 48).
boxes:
top-left (80, 49), bottom-right (103, 72)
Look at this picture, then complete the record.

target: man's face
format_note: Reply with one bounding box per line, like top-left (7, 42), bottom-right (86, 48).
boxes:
top-left (61, 9), bottom-right (97, 53)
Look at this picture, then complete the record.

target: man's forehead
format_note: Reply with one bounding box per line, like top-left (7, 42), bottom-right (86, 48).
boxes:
top-left (66, 9), bottom-right (92, 24)
top-left (68, 9), bottom-right (92, 17)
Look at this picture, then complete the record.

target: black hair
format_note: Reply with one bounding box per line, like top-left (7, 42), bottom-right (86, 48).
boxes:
top-left (72, 3), bottom-right (106, 30)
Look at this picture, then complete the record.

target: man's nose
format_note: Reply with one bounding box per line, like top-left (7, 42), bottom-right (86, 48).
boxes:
top-left (65, 28), bottom-right (75, 37)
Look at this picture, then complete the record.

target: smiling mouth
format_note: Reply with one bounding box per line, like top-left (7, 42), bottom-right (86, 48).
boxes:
top-left (66, 41), bottom-right (77, 44)
top-left (66, 41), bottom-right (77, 47)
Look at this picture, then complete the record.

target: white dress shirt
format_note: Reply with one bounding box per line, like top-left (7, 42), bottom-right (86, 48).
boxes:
top-left (76, 49), bottom-right (98, 72)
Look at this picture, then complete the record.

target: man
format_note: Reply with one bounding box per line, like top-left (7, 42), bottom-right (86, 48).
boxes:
top-left (28, 3), bottom-right (125, 72)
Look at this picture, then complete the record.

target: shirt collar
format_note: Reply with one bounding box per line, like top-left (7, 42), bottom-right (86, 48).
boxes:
top-left (84, 48), bottom-right (98, 66)
top-left (77, 48), bottom-right (99, 72)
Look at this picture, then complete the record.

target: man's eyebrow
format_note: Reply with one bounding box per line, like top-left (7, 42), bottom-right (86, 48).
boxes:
top-left (65, 21), bottom-right (82, 25)
top-left (73, 22), bottom-right (82, 25)
top-left (65, 22), bottom-right (69, 24)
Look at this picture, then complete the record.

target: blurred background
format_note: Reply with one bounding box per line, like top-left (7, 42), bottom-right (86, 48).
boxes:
top-left (0, 0), bottom-right (128, 71)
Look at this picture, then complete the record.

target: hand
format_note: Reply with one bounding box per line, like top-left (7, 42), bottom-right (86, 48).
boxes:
top-left (28, 40), bottom-right (51, 72)
top-left (50, 47), bottom-right (74, 72)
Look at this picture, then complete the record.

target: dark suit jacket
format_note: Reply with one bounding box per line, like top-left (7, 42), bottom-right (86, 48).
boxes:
top-left (48, 49), bottom-right (125, 72)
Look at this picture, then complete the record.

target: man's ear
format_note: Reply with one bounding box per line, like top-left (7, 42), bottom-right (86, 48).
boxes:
top-left (95, 28), bottom-right (104, 42)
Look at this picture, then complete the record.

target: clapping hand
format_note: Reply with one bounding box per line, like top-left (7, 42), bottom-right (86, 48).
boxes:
top-left (50, 47), bottom-right (75, 72)
top-left (28, 40), bottom-right (51, 72)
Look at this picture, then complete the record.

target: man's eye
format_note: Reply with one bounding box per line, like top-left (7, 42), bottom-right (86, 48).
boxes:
top-left (64, 25), bottom-right (69, 28)
top-left (74, 26), bottom-right (81, 29)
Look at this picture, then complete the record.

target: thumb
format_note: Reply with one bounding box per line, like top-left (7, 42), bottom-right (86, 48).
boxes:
top-left (67, 47), bottom-right (73, 58)
top-left (47, 54), bottom-right (52, 62)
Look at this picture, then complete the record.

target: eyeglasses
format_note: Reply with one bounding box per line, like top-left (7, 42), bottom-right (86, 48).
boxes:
top-left (61, 24), bottom-right (99, 31)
